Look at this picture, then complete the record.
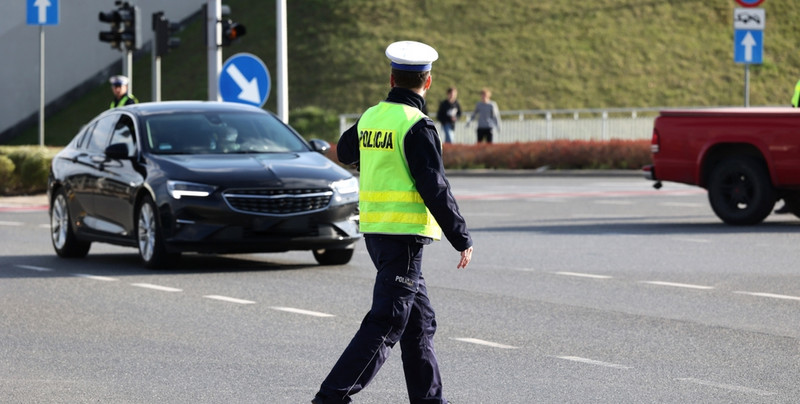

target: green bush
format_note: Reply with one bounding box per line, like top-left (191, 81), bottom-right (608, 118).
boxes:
top-left (0, 155), bottom-right (15, 193)
top-left (18, 150), bottom-right (51, 194)
top-left (0, 146), bottom-right (58, 196)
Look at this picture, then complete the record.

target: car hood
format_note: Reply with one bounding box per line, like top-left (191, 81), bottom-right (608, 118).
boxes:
top-left (148, 152), bottom-right (352, 188)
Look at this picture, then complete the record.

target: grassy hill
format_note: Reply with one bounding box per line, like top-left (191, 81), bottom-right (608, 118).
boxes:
top-left (11, 0), bottom-right (800, 146)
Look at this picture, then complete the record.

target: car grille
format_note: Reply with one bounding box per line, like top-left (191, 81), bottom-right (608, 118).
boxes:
top-left (223, 188), bottom-right (333, 215)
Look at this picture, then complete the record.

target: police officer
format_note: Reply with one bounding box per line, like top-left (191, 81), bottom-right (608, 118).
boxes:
top-left (109, 75), bottom-right (138, 109)
top-left (312, 41), bottom-right (474, 404)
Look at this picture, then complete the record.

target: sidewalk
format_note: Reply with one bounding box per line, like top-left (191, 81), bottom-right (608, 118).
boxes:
top-left (0, 193), bottom-right (49, 210)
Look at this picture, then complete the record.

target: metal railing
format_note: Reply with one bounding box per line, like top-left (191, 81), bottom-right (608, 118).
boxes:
top-left (339, 106), bottom-right (710, 144)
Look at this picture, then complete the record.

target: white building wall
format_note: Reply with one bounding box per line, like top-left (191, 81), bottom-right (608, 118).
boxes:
top-left (0, 1), bottom-right (199, 136)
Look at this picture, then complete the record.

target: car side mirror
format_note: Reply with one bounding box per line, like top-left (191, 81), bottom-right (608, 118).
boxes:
top-left (309, 139), bottom-right (330, 154)
top-left (105, 143), bottom-right (130, 160)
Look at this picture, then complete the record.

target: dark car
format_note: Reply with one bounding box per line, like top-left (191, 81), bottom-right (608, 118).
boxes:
top-left (48, 101), bottom-right (360, 268)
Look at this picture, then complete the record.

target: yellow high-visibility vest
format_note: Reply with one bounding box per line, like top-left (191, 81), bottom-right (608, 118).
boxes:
top-left (792, 80), bottom-right (800, 108)
top-left (357, 102), bottom-right (441, 239)
top-left (110, 94), bottom-right (138, 109)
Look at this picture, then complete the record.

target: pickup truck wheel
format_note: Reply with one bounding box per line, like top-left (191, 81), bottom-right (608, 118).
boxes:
top-left (781, 193), bottom-right (800, 218)
top-left (708, 157), bottom-right (775, 225)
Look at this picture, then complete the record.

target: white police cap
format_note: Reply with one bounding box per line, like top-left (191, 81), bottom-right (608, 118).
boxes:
top-left (385, 41), bottom-right (439, 72)
top-left (109, 75), bottom-right (129, 86)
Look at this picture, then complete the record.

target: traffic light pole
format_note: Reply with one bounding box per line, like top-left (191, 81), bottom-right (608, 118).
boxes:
top-left (124, 50), bottom-right (133, 94)
top-left (277, 0), bottom-right (288, 123)
top-left (207, 0), bottom-right (222, 101)
top-left (152, 45), bottom-right (161, 102)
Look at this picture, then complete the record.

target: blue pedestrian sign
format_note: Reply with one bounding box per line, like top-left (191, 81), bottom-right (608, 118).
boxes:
top-left (219, 53), bottom-right (270, 107)
top-left (734, 29), bottom-right (763, 64)
top-left (26, 0), bottom-right (59, 25)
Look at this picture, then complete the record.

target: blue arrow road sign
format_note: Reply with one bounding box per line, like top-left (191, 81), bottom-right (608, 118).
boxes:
top-left (26, 0), bottom-right (59, 25)
top-left (734, 29), bottom-right (762, 64)
top-left (219, 53), bottom-right (270, 107)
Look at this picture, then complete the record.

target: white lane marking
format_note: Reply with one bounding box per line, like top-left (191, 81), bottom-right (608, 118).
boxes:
top-left (594, 200), bottom-right (634, 205)
top-left (130, 283), bottom-right (182, 292)
top-left (0, 221), bottom-right (24, 226)
top-left (270, 306), bottom-right (335, 317)
top-left (570, 214), bottom-right (645, 219)
top-left (676, 378), bottom-right (776, 396)
top-left (640, 281), bottom-right (714, 290)
top-left (453, 338), bottom-right (518, 349)
top-left (15, 265), bottom-right (52, 272)
top-left (555, 356), bottom-right (631, 369)
top-left (554, 271), bottom-right (613, 279)
top-left (204, 295), bottom-right (256, 305)
top-left (672, 237), bottom-right (711, 243)
top-left (72, 273), bottom-right (118, 282)
top-left (38, 224), bottom-right (50, 229)
top-left (735, 291), bottom-right (800, 302)
top-left (660, 202), bottom-right (704, 208)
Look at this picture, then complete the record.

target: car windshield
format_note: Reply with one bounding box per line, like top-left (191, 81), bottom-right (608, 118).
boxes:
top-left (144, 111), bottom-right (308, 155)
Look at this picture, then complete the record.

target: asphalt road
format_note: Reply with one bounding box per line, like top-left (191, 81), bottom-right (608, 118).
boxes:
top-left (2, 174), bottom-right (799, 403)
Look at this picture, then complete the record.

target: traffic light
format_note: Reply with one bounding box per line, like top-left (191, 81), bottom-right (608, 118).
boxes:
top-left (220, 18), bottom-right (246, 46)
top-left (153, 12), bottom-right (181, 57)
top-left (98, 1), bottom-right (141, 52)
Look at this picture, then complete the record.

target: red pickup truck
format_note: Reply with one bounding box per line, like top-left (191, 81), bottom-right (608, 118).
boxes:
top-left (644, 107), bottom-right (800, 225)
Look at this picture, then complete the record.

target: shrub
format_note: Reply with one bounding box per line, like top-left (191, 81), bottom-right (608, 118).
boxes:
top-left (0, 146), bottom-right (58, 196)
top-left (18, 149), bottom-right (51, 194)
top-left (328, 140), bottom-right (651, 171)
top-left (0, 155), bottom-right (15, 193)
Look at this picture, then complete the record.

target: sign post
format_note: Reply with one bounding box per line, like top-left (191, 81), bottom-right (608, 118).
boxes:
top-left (27, 0), bottom-right (60, 146)
top-left (733, 3), bottom-right (765, 107)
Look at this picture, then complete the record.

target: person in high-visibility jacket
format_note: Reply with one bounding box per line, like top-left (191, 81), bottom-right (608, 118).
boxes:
top-left (109, 75), bottom-right (138, 109)
top-left (312, 41), bottom-right (473, 404)
top-left (792, 79), bottom-right (800, 108)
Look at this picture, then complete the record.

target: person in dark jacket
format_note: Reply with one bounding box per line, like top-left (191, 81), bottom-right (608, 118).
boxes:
top-left (436, 87), bottom-right (462, 143)
top-left (312, 41), bottom-right (473, 404)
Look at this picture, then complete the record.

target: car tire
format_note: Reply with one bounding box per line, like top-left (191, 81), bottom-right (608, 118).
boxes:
top-left (313, 248), bottom-right (354, 265)
top-left (50, 190), bottom-right (91, 258)
top-left (780, 192), bottom-right (800, 218)
top-left (136, 195), bottom-right (179, 268)
top-left (707, 157), bottom-right (775, 225)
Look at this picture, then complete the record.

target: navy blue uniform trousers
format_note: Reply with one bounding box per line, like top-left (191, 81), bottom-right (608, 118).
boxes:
top-left (314, 236), bottom-right (445, 404)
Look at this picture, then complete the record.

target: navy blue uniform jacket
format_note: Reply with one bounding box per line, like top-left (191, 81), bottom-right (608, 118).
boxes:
top-left (337, 87), bottom-right (473, 252)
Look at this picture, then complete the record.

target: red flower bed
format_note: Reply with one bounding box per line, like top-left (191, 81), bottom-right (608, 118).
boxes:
top-left (327, 139), bottom-right (652, 170)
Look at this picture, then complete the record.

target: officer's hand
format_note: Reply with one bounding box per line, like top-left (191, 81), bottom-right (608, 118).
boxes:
top-left (457, 246), bottom-right (473, 269)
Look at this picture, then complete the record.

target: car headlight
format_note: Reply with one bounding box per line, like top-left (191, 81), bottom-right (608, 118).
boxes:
top-left (167, 180), bottom-right (217, 199)
top-left (331, 177), bottom-right (359, 205)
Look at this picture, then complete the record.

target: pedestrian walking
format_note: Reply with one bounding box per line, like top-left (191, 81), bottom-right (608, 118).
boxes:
top-left (467, 88), bottom-right (500, 143)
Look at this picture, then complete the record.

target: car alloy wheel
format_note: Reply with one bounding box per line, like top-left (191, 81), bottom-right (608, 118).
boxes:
top-left (137, 200), bottom-right (157, 262)
top-left (136, 196), bottom-right (179, 268)
top-left (50, 190), bottom-right (90, 258)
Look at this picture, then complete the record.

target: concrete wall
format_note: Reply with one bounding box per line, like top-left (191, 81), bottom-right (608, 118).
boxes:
top-left (0, 1), bottom-right (199, 138)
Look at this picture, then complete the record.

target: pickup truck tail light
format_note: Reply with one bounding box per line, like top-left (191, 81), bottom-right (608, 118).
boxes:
top-left (650, 129), bottom-right (660, 153)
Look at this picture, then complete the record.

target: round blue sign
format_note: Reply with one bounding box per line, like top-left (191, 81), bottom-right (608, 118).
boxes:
top-left (219, 53), bottom-right (270, 107)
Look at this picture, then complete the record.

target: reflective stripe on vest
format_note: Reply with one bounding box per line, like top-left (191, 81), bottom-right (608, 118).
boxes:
top-left (111, 95), bottom-right (129, 109)
top-left (357, 102), bottom-right (442, 239)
